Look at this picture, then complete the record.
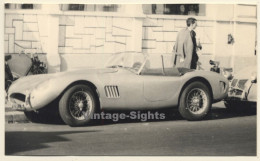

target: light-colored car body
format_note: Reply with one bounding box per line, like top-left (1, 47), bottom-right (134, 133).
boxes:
top-left (8, 53), bottom-right (229, 113)
top-left (225, 66), bottom-right (257, 103)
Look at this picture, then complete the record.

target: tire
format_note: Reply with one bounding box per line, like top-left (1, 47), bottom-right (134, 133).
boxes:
top-left (59, 84), bottom-right (98, 127)
top-left (24, 110), bottom-right (55, 123)
top-left (24, 99), bottom-right (62, 123)
top-left (179, 81), bottom-right (212, 121)
top-left (24, 111), bottom-right (42, 123)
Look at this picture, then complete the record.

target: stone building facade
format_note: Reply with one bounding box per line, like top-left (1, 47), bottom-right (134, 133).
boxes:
top-left (4, 4), bottom-right (257, 74)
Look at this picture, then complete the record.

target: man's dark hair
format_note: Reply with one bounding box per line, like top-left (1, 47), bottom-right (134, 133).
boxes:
top-left (186, 17), bottom-right (197, 27)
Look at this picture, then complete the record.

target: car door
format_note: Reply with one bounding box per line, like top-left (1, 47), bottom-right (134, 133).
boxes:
top-left (142, 75), bottom-right (182, 102)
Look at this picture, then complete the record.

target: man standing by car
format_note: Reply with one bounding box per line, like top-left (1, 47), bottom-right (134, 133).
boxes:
top-left (173, 17), bottom-right (201, 69)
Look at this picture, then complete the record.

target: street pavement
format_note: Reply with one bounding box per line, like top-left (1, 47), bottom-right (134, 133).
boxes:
top-left (5, 102), bottom-right (256, 156)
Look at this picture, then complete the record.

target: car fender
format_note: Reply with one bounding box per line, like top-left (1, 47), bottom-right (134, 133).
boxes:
top-left (28, 73), bottom-right (103, 110)
top-left (179, 71), bottom-right (229, 102)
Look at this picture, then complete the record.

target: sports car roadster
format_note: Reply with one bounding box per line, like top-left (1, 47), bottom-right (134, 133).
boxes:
top-left (7, 52), bottom-right (229, 126)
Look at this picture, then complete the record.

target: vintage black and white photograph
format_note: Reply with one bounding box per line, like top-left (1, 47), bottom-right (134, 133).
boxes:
top-left (3, 1), bottom-right (258, 159)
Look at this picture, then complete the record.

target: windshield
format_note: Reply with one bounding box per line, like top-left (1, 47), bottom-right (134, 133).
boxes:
top-left (105, 52), bottom-right (147, 74)
top-left (105, 52), bottom-right (177, 75)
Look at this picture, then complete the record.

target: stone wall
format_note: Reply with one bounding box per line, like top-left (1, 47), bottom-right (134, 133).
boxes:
top-left (4, 14), bottom-right (48, 54)
top-left (4, 13), bottom-right (50, 73)
top-left (4, 13), bottom-right (60, 73)
top-left (58, 15), bottom-right (143, 71)
top-left (142, 17), bottom-right (215, 71)
top-left (59, 16), bottom-right (142, 54)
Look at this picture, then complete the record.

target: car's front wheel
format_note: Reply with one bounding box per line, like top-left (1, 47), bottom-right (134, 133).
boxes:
top-left (24, 99), bottom-right (62, 123)
top-left (179, 81), bottom-right (212, 121)
top-left (59, 84), bottom-right (98, 127)
top-left (24, 111), bottom-right (42, 123)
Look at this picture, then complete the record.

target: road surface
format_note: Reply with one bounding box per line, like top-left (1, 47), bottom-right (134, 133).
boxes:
top-left (5, 103), bottom-right (256, 156)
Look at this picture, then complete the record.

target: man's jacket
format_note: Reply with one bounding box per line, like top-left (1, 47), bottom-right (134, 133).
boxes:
top-left (173, 28), bottom-right (194, 68)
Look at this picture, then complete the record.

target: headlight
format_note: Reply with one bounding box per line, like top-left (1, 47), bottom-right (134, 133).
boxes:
top-left (251, 72), bottom-right (257, 83)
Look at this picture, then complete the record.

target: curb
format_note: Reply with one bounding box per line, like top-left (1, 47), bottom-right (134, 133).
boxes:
top-left (5, 111), bottom-right (29, 123)
top-left (5, 104), bottom-right (29, 123)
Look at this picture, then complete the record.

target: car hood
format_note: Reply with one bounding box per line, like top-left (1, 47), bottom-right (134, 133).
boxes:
top-left (8, 68), bottom-right (117, 94)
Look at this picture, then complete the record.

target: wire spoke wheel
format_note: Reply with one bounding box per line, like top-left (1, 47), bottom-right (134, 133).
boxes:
top-left (186, 88), bottom-right (208, 115)
top-left (179, 81), bottom-right (212, 121)
top-left (59, 84), bottom-right (98, 126)
top-left (69, 90), bottom-right (93, 120)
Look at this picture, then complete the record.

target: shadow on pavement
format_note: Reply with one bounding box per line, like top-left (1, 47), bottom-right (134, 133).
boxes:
top-left (23, 105), bottom-right (256, 126)
top-left (207, 106), bottom-right (256, 120)
top-left (5, 130), bottom-right (99, 155)
top-left (90, 106), bottom-right (256, 126)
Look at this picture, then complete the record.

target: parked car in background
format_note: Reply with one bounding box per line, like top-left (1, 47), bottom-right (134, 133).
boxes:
top-left (224, 65), bottom-right (257, 111)
top-left (7, 52), bottom-right (229, 126)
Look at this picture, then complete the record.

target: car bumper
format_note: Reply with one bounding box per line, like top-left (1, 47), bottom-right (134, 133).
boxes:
top-left (9, 99), bottom-right (33, 111)
top-left (10, 102), bottom-right (27, 111)
top-left (225, 92), bottom-right (256, 104)
top-left (225, 87), bottom-right (247, 100)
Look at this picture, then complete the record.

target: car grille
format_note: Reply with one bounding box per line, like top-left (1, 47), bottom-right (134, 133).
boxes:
top-left (234, 90), bottom-right (243, 96)
top-left (237, 79), bottom-right (248, 90)
top-left (231, 79), bottom-right (238, 87)
top-left (10, 93), bottom-right (26, 102)
top-left (104, 86), bottom-right (120, 98)
top-left (9, 93), bottom-right (26, 106)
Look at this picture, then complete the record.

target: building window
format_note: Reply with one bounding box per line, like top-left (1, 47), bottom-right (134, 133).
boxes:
top-left (5, 3), bottom-right (40, 9)
top-left (61, 4), bottom-right (119, 12)
top-left (143, 4), bottom-right (205, 16)
top-left (21, 4), bottom-right (34, 9)
top-left (68, 4), bottom-right (85, 11)
top-left (5, 3), bottom-right (10, 9)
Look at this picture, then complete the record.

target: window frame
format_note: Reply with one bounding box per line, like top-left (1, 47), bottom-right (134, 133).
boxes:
top-left (142, 4), bottom-right (206, 16)
top-left (4, 3), bottom-right (41, 10)
top-left (61, 4), bottom-right (120, 12)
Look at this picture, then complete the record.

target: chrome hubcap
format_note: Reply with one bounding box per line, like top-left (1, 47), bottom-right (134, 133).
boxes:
top-left (69, 90), bottom-right (93, 120)
top-left (78, 101), bottom-right (84, 109)
top-left (186, 88), bottom-right (208, 114)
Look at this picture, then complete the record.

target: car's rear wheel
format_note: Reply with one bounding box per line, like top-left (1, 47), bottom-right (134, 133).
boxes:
top-left (59, 84), bottom-right (98, 127)
top-left (179, 81), bottom-right (212, 121)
